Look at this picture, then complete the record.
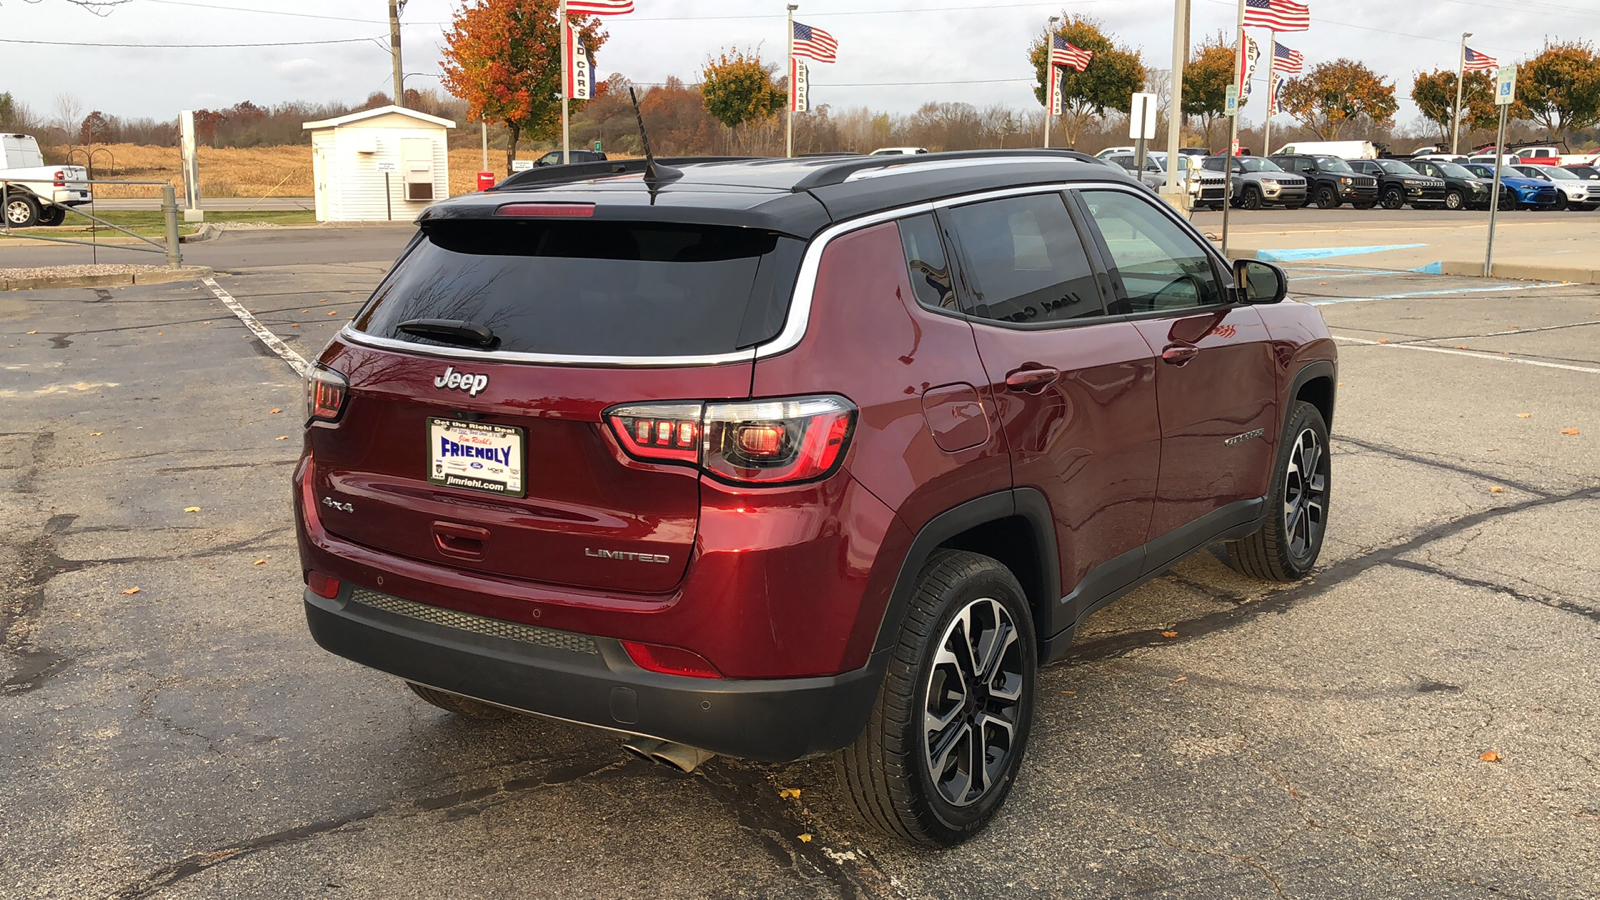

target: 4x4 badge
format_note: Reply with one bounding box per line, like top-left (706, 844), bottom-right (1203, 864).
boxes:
top-left (435, 366), bottom-right (489, 397)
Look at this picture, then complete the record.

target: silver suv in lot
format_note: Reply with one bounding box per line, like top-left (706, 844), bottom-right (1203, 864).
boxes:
top-left (1202, 155), bottom-right (1308, 209)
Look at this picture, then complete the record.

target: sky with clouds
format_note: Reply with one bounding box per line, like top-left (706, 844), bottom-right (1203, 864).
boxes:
top-left (2, 0), bottom-right (1594, 129)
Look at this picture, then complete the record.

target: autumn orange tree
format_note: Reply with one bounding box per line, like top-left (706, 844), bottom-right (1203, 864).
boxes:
top-left (701, 49), bottom-right (786, 152)
top-left (1517, 41), bottom-right (1600, 144)
top-left (1412, 69), bottom-right (1495, 146)
top-left (441, 0), bottom-right (607, 169)
top-left (1182, 33), bottom-right (1235, 150)
top-left (1028, 16), bottom-right (1144, 147)
top-left (1279, 59), bottom-right (1397, 140)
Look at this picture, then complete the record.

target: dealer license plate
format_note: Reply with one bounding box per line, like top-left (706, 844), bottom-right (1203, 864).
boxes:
top-left (427, 418), bottom-right (525, 497)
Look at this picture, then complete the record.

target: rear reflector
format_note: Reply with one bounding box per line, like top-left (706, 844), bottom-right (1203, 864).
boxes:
top-left (307, 571), bottom-right (341, 599)
top-left (621, 640), bottom-right (721, 679)
top-left (494, 202), bottom-right (596, 218)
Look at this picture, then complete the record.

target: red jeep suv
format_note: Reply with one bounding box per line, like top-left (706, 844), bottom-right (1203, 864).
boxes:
top-left (296, 151), bottom-right (1336, 845)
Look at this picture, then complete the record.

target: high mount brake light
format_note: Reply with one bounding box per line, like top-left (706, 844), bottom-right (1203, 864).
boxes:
top-left (604, 395), bottom-right (856, 486)
top-left (306, 366), bottom-right (349, 423)
top-left (493, 202), bottom-right (596, 218)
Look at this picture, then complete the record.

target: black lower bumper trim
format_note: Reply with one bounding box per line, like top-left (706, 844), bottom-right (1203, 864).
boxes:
top-left (304, 588), bottom-right (884, 763)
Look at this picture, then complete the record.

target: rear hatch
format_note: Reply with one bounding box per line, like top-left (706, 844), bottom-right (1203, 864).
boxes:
top-left (310, 213), bottom-right (805, 594)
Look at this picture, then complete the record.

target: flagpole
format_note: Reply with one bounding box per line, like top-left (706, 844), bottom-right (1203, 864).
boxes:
top-left (1451, 32), bottom-right (1472, 155)
top-left (1262, 29), bottom-right (1274, 156)
top-left (786, 4), bottom-right (798, 159)
top-left (1043, 15), bottom-right (1059, 148)
top-left (1222, 0), bottom-right (1245, 257)
top-left (560, 0), bottom-right (570, 163)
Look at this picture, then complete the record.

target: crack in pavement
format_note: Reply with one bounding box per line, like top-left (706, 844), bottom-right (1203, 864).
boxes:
top-left (1386, 558), bottom-right (1600, 625)
top-left (104, 755), bottom-right (634, 900)
top-left (1333, 436), bottom-right (1554, 498)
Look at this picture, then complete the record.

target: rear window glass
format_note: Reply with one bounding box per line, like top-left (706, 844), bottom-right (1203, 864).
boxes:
top-left (354, 220), bottom-right (804, 358)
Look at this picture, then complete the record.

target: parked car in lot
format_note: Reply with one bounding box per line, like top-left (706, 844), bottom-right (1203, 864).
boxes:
top-left (1406, 158), bottom-right (1510, 210)
top-left (1150, 151), bottom-right (1227, 207)
top-left (1510, 164), bottom-right (1600, 210)
top-left (533, 150), bottom-right (609, 166)
top-left (1563, 165), bottom-right (1600, 181)
top-left (1347, 159), bottom-right (1447, 209)
top-left (1104, 152), bottom-right (1164, 189)
top-left (1201, 155), bottom-right (1308, 209)
top-left (295, 149), bottom-right (1336, 846)
top-left (1462, 163), bottom-right (1560, 209)
top-left (1270, 153), bottom-right (1379, 209)
top-left (1271, 140), bottom-right (1379, 160)
top-left (0, 133), bottom-right (92, 228)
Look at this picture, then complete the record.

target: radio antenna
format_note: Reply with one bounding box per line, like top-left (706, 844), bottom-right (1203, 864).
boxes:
top-left (629, 86), bottom-right (681, 197)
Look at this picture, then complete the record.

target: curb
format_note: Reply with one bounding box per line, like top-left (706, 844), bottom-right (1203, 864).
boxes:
top-left (1436, 260), bottom-right (1599, 284)
top-left (2, 266), bottom-right (215, 291)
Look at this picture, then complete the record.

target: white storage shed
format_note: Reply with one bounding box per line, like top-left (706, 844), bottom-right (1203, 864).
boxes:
top-left (303, 106), bottom-right (456, 223)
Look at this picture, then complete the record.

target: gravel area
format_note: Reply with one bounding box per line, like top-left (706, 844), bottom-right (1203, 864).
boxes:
top-left (0, 263), bottom-right (173, 279)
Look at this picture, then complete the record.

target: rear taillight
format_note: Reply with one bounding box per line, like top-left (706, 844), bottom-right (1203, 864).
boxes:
top-left (605, 395), bottom-right (856, 486)
top-left (306, 571), bottom-right (341, 599)
top-left (305, 366), bottom-right (349, 423)
top-left (53, 171), bottom-right (65, 187)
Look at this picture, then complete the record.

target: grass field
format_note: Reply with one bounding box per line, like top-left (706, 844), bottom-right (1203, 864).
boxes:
top-left (58, 143), bottom-right (543, 199)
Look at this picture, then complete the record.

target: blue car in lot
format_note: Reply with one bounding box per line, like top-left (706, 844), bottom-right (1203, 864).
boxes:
top-left (1464, 164), bottom-right (1559, 209)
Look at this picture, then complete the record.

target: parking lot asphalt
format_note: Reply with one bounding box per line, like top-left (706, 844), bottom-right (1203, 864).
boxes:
top-left (3, 236), bottom-right (1598, 899)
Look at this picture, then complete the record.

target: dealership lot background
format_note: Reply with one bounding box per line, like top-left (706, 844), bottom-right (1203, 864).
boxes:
top-left (2, 219), bottom-right (1595, 898)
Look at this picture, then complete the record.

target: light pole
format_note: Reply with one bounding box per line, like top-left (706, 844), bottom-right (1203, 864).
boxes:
top-left (1451, 32), bottom-right (1472, 155)
top-left (1163, 0), bottom-right (1188, 195)
top-left (1043, 15), bottom-right (1059, 148)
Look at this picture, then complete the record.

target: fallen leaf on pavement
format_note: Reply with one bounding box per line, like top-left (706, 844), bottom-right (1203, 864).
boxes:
top-left (797, 834), bottom-right (813, 843)
top-left (328, 311), bottom-right (338, 316)
top-left (1489, 486), bottom-right (1504, 494)
top-left (1173, 676), bottom-right (1187, 683)
top-left (1059, 690), bottom-right (1076, 695)
top-left (778, 788), bottom-right (801, 800)
top-left (275, 436), bottom-right (290, 441)
top-left (1161, 630), bottom-right (1178, 638)
top-left (1516, 413), bottom-right (1532, 418)
top-left (184, 507), bottom-right (201, 513)
top-left (122, 587), bottom-right (141, 595)
top-left (270, 408), bottom-right (282, 414)
top-left (89, 432), bottom-right (103, 436)
top-left (1561, 428), bottom-right (1580, 436)
top-left (252, 559), bottom-right (266, 566)
top-left (1455, 345), bottom-right (1469, 350)
top-left (1479, 750), bottom-right (1502, 763)
top-left (26, 330), bottom-right (38, 335)
top-left (1376, 339), bottom-right (1390, 344)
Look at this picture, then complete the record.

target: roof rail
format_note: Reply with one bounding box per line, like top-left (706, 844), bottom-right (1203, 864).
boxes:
top-left (787, 148), bottom-right (1103, 192)
top-left (492, 156), bottom-right (760, 191)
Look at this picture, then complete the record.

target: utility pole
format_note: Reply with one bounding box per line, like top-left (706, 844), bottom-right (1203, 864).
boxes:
top-left (389, 0), bottom-right (406, 107)
top-left (1451, 32), bottom-right (1472, 155)
top-left (1043, 15), bottom-right (1059, 148)
top-left (786, 4), bottom-right (798, 158)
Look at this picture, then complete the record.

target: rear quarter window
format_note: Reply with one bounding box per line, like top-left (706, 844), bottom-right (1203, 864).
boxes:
top-left (354, 220), bottom-right (805, 358)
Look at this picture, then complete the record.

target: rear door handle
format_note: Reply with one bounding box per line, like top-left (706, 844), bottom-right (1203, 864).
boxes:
top-left (1161, 344), bottom-right (1200, 366)
top-left (433, 521), bottom-right (488, 560)
top-left (1005, 366), bottom-right (1060, 393)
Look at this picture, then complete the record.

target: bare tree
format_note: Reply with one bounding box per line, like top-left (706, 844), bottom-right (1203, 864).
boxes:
top-left (53, 92), bottom-right (84, 136)
top-left (21, 0), bottom-right (136, 14)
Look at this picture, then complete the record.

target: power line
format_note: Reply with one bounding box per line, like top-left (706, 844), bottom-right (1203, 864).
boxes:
top-left (0, 35), bottom-right (383, 48)
top-left (141, 0), bottom-right (384, 23)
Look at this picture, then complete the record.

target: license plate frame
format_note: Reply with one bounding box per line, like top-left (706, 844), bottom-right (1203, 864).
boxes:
top-left (427, 418), bottom-right (525, 498)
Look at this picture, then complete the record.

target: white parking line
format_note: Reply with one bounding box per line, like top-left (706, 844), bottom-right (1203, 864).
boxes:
top-left (1333, 335), bottom-right (1600, 374)
top-left (203, 276), bottom-right (309, 378)
top-left (1308, 282), bottom-right (1568, 305)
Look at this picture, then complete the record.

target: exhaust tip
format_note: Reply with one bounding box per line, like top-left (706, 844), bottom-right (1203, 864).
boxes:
top-left (622, 737), bottom-right (715, 773)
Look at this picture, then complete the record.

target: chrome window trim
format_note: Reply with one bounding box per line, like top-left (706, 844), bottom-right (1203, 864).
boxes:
top-left (336, 179), bottom-right (1208, 369)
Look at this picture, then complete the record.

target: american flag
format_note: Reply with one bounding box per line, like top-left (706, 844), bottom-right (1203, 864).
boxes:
top-left (1464, 47), bottom-right (1498, 72)
top-left (566, 0), bottom-right (634, 14)
top-left (1243, 0), bottom-right (1310, 32)
top-left (1050, 35), bottom-right (1092, 73)
top-left (1272, 41), bottom-right (1303, 74)
top-left (792, 21), bottom-right (838, 64)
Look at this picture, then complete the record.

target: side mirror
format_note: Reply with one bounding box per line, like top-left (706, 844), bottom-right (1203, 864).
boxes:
top-left (1234, 259), bottom-right (1287, 305)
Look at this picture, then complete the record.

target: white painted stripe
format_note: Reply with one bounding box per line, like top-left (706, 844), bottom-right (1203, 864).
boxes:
top-left (203, 276), bottom-right (309, 378)
top-left (1333, 335), bottom-right (1600, 374)
top-left (1308, 282), bottom-right (1568, 305)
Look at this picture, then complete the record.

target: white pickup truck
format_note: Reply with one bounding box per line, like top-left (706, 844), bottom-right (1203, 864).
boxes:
top-left (2, 134), bottom-right (92, 228)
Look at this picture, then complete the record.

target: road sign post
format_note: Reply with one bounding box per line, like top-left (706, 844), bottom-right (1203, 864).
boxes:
top-left (377, 160), bottom-right (398, 221)
top-left (1221, 84), bottom-right (1240, 256)
top-left (1485, 65), bottom-right (1516, 277)
top-left (1129, 91), bottom-right (1159, 172)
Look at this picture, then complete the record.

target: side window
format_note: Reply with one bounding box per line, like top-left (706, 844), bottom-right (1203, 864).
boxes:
top-left (1077, 189), bottom-right (1225, 314)
top-left (941, 192), bottom-right (1105, 325)
top-left (897, 214), bottom-right (957, 312)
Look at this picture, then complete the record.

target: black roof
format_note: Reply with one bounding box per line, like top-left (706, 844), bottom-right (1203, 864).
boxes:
top-left (419, 150), bottom-right (1136, 240)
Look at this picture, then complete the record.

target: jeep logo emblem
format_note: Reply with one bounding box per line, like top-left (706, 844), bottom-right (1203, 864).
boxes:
top-left (434, 366), bottom-right (489, 397)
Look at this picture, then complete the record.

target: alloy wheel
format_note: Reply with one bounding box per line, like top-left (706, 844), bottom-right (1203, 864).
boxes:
top-left (1282, 427), bottom-right (1328, 560)
top-left (1445, 190), bottom-right (1463, 210)
top-left (1381, 188), bottom-right (1404, 210)
top-left (923, 597), bottom-right (1024, 808)
top-left (6, 200), bottom-right (31, 226)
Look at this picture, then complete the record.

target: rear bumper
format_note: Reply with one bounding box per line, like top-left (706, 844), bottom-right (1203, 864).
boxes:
top-left (304, 583), bottom-right (885, 763)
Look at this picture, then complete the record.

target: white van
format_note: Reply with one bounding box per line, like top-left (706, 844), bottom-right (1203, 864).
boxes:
top-left (1272, 140), bottom-right (1379, 160)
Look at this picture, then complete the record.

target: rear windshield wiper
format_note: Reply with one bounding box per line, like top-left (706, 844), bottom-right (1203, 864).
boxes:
top-left (397, 318), bottom-right (500, 350)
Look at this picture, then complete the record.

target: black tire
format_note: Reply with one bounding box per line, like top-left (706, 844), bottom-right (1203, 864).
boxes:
top-left (4, 193), bottom-right (40, 229)
top-left (37, 205), bottom-right (65, 227)
top-left (1239, 186), bottom-right (1263, 210)
top-left (1444, 190), bottom-right (1465, 210)
top-left (1352, 200), bottom-right (1376, 210)
top-left (836, 550), bottom-right (1037, 846)
top-left (1554, 192), bottom-right (1570, 211)
top-left (406, 681), bottom-right (517, 719)
top-left (1380, 186), bottom-right (1405, 210)
top-left (1314, 185), bottom-right (1341, 209)
top-left (1226, 401), bottom-right (1331, 582)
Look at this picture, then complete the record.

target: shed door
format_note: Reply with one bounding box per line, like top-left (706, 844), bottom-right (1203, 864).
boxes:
top-left (401, 137), bottom-right (435, 201)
